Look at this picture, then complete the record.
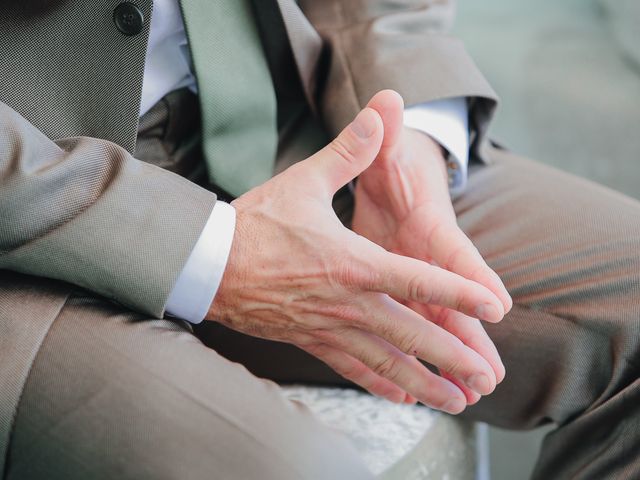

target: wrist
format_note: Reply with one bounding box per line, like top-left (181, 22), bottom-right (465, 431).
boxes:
top-left (206, 201), bottom-right (247, 322)
top-left (405, 126), bottom-right (447, 158)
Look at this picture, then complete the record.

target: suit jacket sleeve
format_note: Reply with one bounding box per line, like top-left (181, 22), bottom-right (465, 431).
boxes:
top-left (299, 0), bottom-right (499, 160)
top-left (0, 101), bottom-right (217, 318)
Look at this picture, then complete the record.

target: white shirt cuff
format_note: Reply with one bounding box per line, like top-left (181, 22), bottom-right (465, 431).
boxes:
top-left (404, 97), bottom-right (470, 195)
top-left (165, 201), bottom-right (236, 324)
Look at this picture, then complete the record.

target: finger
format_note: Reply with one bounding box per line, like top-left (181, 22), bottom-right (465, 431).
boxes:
top-left (301, 343), bottom-right (409, 403)
top-left (426, 220), bottom-right (512, 313)
top-left (365, 90), bottom-right (404, 156)
top-left (297, 107), bottom-right (383, 197)
top-left (359, 295), bottom-right (498, 395)
top-left (359, 245), bottom-right (505, 323)
top-left (420, 304), bottom-right (505, 383)
top-left (326, 327), bottom-right (467, 414)
top-left (441, 371), bottom-right (481, 405)
top-left (404, 394), bottom-right (418, 405)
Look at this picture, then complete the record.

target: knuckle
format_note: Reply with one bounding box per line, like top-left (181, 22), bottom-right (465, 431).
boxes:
top-left (443, 342), bottom-right (468, 376)
top-left (445, 357), bottom-right (466, 377)
top-left (294, 334), bottom-right (316, 347)
top-left (373, 311), bottom-right (398, 339)
top-left (372, 355), bottom-right (402, 381)
top-left (309, 327), bottom-right (340, 345)
top-left (407, 274), bottom-right (433, 304)
top-left (432, 308), bottom-right (451, 328)
top-left (332, 251), bottom-right (371, 291)
top-left (465, 331), bottom-right (491, 351)
top-left (319, 302), bottom-right (367, 330)
top-left (361, 263), bottom-right (384, 291)
top-left (440, 336), bottom-right (469, 376)
top-left (329, 137), bottom-right (359, 166)
top-left (335, 304), bottom-right (363, 323)
top-left (452, 288), bottom-right (468, 313)
top-left (399, 331), bottom-right (425, 357)
top-left (339, 361), bottom-right (369, 382)
top-left (305, 342), bottom-right (331, 356)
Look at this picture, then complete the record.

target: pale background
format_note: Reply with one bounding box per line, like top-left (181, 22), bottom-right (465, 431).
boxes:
top-left (455, 0), bottom-right (640, 477)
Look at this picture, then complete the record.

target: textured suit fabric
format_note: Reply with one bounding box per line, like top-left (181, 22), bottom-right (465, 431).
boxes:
top-left (294, 0), bottom-right (499, 160)
top-left (0, 100), bottom-right (216, 319)
top-left (0, 0), bottom-right (151, 152)
top-left (197, 147), bottom-right (640, 480)
top-left (0, 0), bottom-right (219, 320)
top-left (0, 278), bottom-right (70, 477)
top-left (1, 276), bottom-right (373, 480)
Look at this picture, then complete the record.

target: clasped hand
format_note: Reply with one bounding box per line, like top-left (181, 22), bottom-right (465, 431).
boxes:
top-left (208, 91), bottom-right (512, 414)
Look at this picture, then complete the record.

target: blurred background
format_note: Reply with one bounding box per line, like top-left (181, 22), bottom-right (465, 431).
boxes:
top-left (456, 0), bottom-right (640, 198)
top-left (454, 0), bottom-right (640, 477)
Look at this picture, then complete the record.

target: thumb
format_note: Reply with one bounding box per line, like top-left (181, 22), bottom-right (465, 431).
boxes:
top-left (301, 107), bottom-right (383, 197)
top-left (366, 89), bottom-right (405, 159)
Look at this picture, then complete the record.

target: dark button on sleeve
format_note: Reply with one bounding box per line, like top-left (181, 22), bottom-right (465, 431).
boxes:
top-left (113, 2), bottom-right (145, 36)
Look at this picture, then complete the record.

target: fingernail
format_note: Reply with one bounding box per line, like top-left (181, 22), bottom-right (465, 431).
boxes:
top-left (475, 303), bottom-right (501, 322)
top-left (442, 397), bottom-right (466, 415)
top-left (466, 373), bottom-right (492, 395)
top-left (405, 395), bottom-right (418, 405)
top-left (350, 108), bottom-right (377, 139)
top-left (504, 294), bottom-right (514, 313)
top-left (497, 361), bottom-right (507, 383)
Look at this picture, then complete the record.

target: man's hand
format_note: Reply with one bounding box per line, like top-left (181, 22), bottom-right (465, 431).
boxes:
top-left (352, 91), bottom-right (513, 405)
top-left (208, 101), bottom-right (506, 414)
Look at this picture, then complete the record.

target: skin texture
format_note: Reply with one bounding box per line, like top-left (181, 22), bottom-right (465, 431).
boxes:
top-left (353, 91), bottom-right (512, 405)
top-left (209, 91), bottom-right (510, 414)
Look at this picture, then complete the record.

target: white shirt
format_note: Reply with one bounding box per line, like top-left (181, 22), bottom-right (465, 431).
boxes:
top-left (144, 0), bottom-right (470, 323)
